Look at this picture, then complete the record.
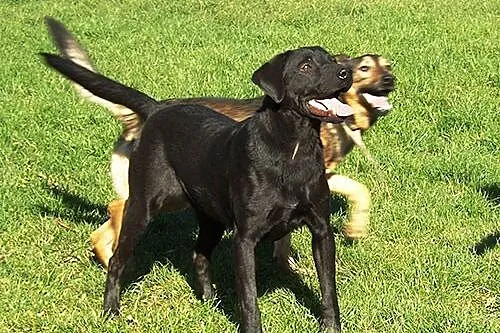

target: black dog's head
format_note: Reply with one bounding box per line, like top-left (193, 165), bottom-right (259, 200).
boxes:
top-left (251, 46), bottom-right (353, 123)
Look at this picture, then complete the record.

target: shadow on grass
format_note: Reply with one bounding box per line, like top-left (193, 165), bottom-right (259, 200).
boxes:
top-left (122, 211), bottom-right (325, 327)
top-left (479, 183), bottom-right (500, 206)
top-left (123, 196), bottom-right (348, 326)
top-left (470, 183), bottom-right (500, 255)
top-left (471, 232), bottom-right (500, 256)
top-left (37, 181), bottom-right (107, 226)
top-left (37, 180), bottom-right (346, 324)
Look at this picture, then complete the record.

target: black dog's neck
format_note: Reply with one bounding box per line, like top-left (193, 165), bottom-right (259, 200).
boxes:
top-left (252, 96), bottom-right (322, 157)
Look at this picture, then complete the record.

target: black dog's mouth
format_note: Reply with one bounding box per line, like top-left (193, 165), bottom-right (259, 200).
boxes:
top-left (307, 96), bottom-right (353, 122)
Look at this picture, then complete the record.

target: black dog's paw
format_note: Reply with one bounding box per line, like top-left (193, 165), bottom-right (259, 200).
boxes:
top-left (103, 293), bottom-right (121, 318)
top-left (319, 322), bottom-right (341, 333)
top-left (199, 283), bottom-right (217, 302)
top-left (273, 255), bottom-right (299, 273)
top-left (102, 306), bottom-right (120, 320)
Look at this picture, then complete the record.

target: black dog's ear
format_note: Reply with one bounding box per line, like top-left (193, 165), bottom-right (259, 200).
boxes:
top-left (251, 52), bottom-right (288, 104)
top-left (333, 54), bottom-right (351, 65)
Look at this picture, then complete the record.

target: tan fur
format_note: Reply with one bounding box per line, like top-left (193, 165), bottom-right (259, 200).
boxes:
top-left (92, 195), bottom-right (191, 269)
top-left (90, 199), bottom-right (124, 268)
top-left (110, 145), bottom-right (133, 200)
top-left (328, 174), bottom-right (371, 238)
top-left (343, 87), bottom-right (371, 130)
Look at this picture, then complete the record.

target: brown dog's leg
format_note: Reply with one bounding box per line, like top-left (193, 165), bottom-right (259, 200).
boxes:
top-left (328, 174), bottom-right (370, 239)
top-left (90, 199), bottom-right (125, 269)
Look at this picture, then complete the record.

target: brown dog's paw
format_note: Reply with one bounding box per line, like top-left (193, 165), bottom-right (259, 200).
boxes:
top-left (343, 215), bottom-right (369, 240)
top-left (90, 219), bottom-right (116, 270)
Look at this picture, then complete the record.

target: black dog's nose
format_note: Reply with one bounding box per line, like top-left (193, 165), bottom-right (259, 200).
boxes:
top-left (337, 68), bottom-right (349, 80)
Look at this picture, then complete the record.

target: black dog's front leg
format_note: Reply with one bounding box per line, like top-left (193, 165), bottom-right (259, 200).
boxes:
top-left (309, 215), bottom-right (341, 332)
top-left (233, 233), bottom-right (261, 333)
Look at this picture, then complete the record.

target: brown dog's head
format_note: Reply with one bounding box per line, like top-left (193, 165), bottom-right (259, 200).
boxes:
top-left (251, 46), bottom-right (354, 124)
top-left (335, 54), bottom-right (396, 130)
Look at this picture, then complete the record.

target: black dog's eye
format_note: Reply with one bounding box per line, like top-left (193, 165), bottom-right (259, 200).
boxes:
top-left (385, 65), bottom-right (392, 71)
top-left (359, 65), bottom-right (370, 72)
top-left (300, 62), bottom-right (313, 72)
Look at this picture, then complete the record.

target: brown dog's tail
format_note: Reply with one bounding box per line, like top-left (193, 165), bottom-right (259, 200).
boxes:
top-left (41, 52), bottom-right (159, 120)
top-left (45, 17), bottom-right (144, 140)
top-left (45, 17), bottom-right (95, 72)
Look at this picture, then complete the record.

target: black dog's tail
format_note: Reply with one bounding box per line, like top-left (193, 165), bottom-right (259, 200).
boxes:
top-left (41, 53), bottom-right (159, 120)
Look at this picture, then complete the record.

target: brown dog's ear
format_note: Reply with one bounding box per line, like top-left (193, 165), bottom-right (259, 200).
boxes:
top-left (251, 52), bottom-right (288, 103)
top-left (333, 54), bottom-right (351, 65)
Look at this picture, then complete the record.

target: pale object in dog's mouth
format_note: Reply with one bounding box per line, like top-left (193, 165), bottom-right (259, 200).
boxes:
top-left (341, 123), bottom-right (378, 166)
top-left (362, 93), bottom-right (392, 113)
top-left (341, 124), bottom-right (365, 149)
top-left (308, 98), bottom-right (353, 117)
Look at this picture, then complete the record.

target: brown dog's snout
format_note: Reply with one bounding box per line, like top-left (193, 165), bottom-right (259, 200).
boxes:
top-left (383, 74), bottom-right (394, 85)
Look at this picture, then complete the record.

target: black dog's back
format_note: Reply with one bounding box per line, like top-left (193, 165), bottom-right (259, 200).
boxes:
top-left (139, 104), bottom-right (238, 224)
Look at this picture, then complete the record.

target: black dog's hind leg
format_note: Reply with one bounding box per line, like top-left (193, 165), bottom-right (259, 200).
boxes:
top-left (193, 212), bottom-right (225, 301)
top-left (103, 197), bottom-right (152, 315)
top-left (307, 202), bottom-right (341, 333)
top-left (272, 233), bottom-right (292, 271)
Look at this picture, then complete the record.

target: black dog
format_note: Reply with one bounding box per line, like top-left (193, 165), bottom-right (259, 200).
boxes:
top-left (42, 46), bottom-right (352, 332)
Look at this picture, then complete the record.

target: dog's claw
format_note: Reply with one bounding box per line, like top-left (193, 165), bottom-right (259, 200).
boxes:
top-left (200, 284), bottom-right (217, 301)
top-left (102, 306), bottom-right (120, 320)
top-left (287, 256), bottom-right (299, 271)
top-left (273, 255), bottom-right (299, 273)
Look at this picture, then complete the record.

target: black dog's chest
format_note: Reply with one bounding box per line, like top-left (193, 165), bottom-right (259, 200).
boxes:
top-left (231, 153), bottom-right (328, 239)
top-left (282, 157), bottom-right (320, 185)
top-left (263, 196), bottom-right (318, 241)
top-left (276, 144), bottom-right (325, 192)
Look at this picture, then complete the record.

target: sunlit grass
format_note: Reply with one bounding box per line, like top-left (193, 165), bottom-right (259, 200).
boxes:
top-left (0, 0), bottom-right (498, 331)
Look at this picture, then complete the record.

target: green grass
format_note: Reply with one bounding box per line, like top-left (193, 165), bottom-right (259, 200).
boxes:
top-left (0, 0), bottom-right (499, 331)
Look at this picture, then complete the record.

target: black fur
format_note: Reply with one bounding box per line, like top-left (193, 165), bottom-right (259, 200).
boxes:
top-left (42, 47), bottom-right (352, 332)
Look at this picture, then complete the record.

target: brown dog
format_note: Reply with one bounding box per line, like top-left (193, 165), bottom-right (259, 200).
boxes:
top-left (45, 17), bottom-right (395, 269)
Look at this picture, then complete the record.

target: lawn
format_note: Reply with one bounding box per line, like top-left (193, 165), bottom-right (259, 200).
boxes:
top-left (0, 0), bottom-right (498, 332)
